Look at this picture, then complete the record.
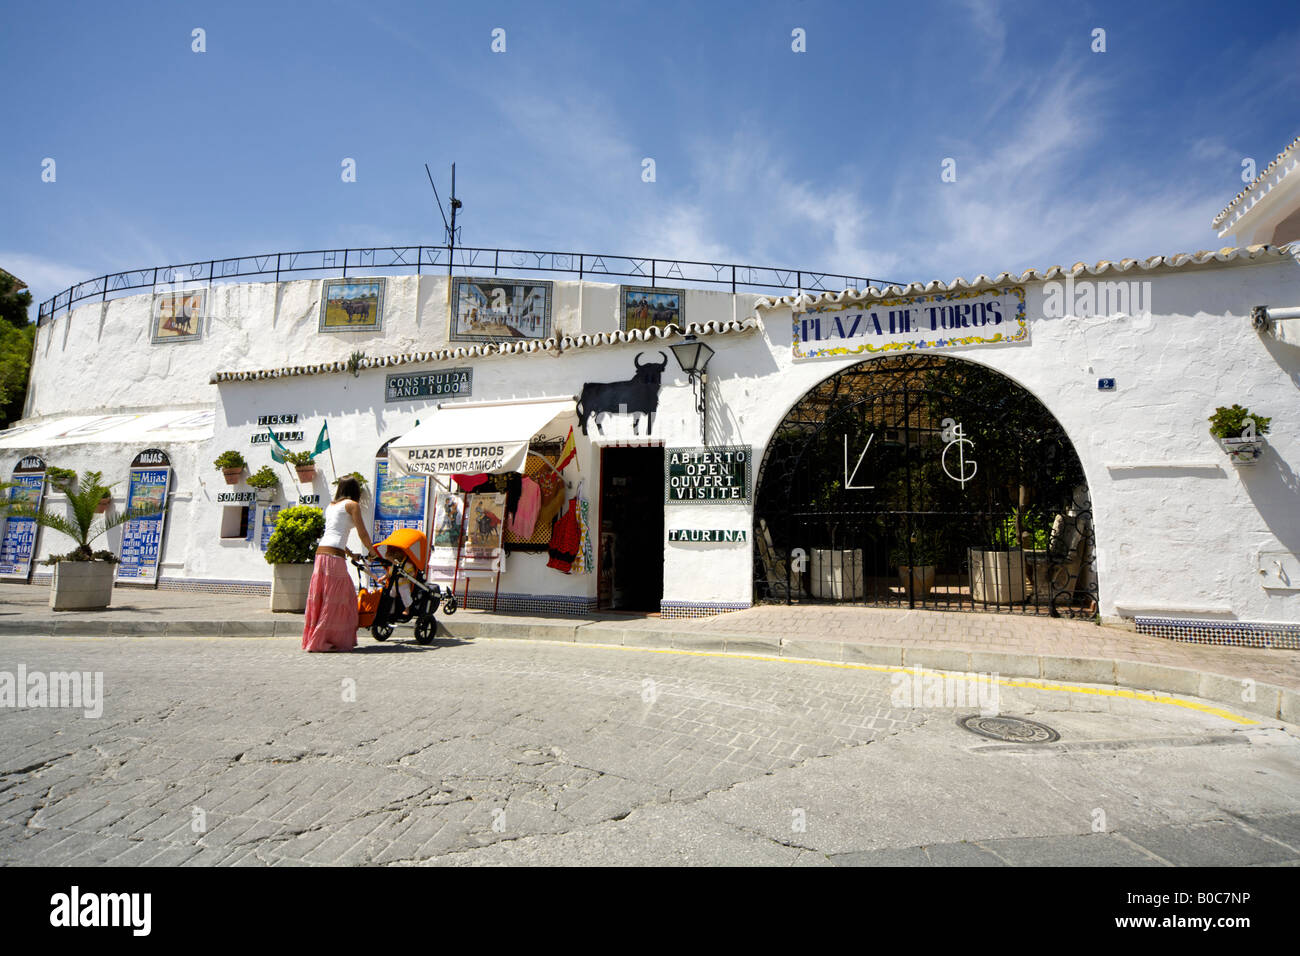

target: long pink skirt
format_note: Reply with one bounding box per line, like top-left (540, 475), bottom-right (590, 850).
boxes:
top-left (301, 554), bottom-right (358, 652)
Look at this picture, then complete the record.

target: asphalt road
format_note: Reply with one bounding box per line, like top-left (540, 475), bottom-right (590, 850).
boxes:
top-left (1, 634), bottom-right (1297, 866)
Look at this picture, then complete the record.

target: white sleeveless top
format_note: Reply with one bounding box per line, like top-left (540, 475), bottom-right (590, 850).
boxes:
top-left (318, 500), bottom-right (354, 550)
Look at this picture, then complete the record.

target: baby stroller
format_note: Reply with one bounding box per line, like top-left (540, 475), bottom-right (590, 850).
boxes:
top-left (351, 528), bottom-right (457, 645)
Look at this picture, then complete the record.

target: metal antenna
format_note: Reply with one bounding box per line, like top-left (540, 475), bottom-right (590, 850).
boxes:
top-left (448, 163), bottom-right (462, 280)
top-left (424, 163), bottom-right (450, 239)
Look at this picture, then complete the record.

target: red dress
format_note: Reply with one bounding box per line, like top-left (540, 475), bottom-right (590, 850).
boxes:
top-left (547, 498), bottom-right (580, 573)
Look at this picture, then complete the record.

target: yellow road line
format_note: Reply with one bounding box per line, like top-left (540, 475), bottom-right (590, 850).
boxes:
top-left (505, 638), bottom-right (1263, 726)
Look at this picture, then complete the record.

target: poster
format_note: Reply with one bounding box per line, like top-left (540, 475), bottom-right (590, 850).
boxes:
top-left (319, 277), bottom-right (385, 333)
top-left (462, 492), bottom-right (506, 572)
top-left (429, 489), bottom-right (465, 574)
top-left (150, 290), bottom-right (205, 344)
top-left (260, 505), bottom-right (283, 551)
top-left (450, 278), bottom-right (552, 343)
top-left (116, 465), bottom-right (171, 583)
top-left (620, 286), bottom-right (684, 332)
top-left (371, 458), bottom-right (428, 577)
top-left (0, 457), bottom-right (46, 580)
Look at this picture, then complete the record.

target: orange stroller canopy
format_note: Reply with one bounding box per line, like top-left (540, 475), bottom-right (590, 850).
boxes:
top-left (375, 527), bottom-right (429, 572)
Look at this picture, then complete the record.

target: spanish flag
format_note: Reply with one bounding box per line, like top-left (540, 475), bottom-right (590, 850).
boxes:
top-left (557, 425), bottom-right (578, 472)
top-left (267, 427), bottom-right (291, 464)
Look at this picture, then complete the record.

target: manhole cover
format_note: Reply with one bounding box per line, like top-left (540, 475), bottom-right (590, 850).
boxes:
top-left (958, 714), bottom-right (1060, 743)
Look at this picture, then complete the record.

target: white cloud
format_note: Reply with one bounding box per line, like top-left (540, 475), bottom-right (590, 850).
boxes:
top-left (0, 252), bottom-right (93, 317)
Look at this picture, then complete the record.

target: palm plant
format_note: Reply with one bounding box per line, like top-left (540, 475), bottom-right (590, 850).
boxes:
top-left (8, 470), bottom-right (162, 561)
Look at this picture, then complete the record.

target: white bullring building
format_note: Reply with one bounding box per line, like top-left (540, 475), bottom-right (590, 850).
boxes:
top-left (5, 145), bottom-right (1300, 649)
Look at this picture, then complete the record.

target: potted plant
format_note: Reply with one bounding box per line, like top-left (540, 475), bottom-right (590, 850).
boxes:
top-left (45, 466), bottom-right (76, 494)
top-left (890, 536), bottom-right (939, 597)
top-left (968, 519), bottom-right (1027, 606)
top-left (214, 450), bottom-right (247, 485)
top-left (264, 504), bottom-right (325, 612)
top-left (1209, 404), bottom-right (1271, 465)
top-left (285, 450), bottom-right (317, 484)
top-left (246, 465), bottom-right (280, 504)
top-left (9, 470), bottom-right (162, 611)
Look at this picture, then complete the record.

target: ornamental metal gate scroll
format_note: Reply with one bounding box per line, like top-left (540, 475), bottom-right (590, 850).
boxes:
top-left (754, 355), bottom-right (1098, 618)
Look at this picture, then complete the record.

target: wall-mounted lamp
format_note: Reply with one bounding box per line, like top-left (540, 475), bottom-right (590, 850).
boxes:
top-left (670, 334), bottom-right (715, 445)
top-left (1252, 304), bottom-right (1300, 333)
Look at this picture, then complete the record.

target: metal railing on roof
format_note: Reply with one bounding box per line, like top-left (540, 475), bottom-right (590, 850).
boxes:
top-left (35, 244), bottom-right (907, 324)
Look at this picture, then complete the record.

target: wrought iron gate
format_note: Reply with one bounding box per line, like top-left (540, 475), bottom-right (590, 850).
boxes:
top-left (754, 355), bottom-right (1097, 618)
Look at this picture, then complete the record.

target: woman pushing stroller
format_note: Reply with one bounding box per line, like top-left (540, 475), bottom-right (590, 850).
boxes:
top-left (302, 475), bottom-right (381, 653)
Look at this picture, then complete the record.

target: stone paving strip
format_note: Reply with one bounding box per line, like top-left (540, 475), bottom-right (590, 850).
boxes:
top-left (1, 583), bottom-right (1296, 723)
top-left (0, 635), bottom-right (1295, 867)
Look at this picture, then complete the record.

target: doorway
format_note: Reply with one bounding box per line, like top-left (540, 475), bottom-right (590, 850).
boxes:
top-left (754, 354), bottom-right (1096, 617)
top-left (598, 446), bottom-right (665, 611)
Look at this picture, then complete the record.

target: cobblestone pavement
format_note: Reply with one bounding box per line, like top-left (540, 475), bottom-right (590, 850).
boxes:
top-left (1, 635), bottom-right (1298, 866)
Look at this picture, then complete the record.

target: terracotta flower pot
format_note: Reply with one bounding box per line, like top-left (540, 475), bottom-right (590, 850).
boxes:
top-left (96, 495), bottom-right (112, 514)
top-left (295, 465), bottom-right (316, 483)
top-left (222, 467), bottom-right (244, 485)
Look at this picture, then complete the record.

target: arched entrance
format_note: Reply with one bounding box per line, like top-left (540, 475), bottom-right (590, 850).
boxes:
top-left (754, 354), bottom-right (1097, 617)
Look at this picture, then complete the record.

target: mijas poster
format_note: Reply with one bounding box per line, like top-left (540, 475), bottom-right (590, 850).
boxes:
top-left (115, 451), bottom-right (171, 584)
top-left (0, 457), bottom-right (46, 580)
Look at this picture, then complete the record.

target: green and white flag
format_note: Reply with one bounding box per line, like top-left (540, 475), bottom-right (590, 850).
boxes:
top-left (314, 421), bottom-right (331, 458)
top-left (267, 427), bottom-right (291, 464)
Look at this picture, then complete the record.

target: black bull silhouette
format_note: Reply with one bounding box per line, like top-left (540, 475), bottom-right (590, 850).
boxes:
top-left (576, 352), bottom-right (669, 436)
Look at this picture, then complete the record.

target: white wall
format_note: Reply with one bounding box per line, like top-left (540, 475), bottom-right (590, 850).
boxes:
top-left (12, 260), bottom-right (1300, 624)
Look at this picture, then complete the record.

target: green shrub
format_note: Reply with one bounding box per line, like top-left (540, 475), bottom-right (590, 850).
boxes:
top-left (246, 465), bottom-right (280, 490)
top-left (284, 450), bottom-right (316, 467)
top-left (45, 466), bottom-right (77, 493)
top-left (264, 505), bottom-right (324, 564)
top-left (213, 450), bottom-right (247, 471)
top-left (1208, 404), bottom-right (1271, 439)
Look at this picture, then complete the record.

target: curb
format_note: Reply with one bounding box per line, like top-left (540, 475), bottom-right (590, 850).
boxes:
top-left (2, 615), bottom-right (1294, 724)
top-left (430, 617), bottom-right (1297, 724)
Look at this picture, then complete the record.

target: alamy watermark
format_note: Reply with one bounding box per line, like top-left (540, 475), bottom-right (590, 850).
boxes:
top-left (890, 666), bottom-right (1000, 715)
top-left (0, 665), bottom-right (103, 718)
top-left (1043, 275), bottom-right (1152, 323)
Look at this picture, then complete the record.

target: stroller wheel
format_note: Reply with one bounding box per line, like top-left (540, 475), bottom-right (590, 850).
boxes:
top-left (372, 623), bottom-right (394, 641)
top-left (414, 617), bottom-right (435, 646)
top-left (442, 594), bottom-right (457, 615)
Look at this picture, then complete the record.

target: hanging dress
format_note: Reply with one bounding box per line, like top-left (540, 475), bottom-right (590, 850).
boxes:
top-left (547, 497), bottom-right (580, 573)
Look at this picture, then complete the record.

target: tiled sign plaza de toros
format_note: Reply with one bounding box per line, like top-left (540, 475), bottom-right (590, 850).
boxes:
top-left (793, 286), bottom-right (1028, 359)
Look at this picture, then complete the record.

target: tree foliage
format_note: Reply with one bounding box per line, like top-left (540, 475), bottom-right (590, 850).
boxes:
top-left (0, 269), bottom-right (34, 428)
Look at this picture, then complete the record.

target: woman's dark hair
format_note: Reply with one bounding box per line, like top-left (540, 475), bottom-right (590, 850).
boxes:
top-left (334, 476), bottom-right (362, 502)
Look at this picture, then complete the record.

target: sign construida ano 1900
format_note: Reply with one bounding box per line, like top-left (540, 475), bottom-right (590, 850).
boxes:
top-left (793, 286), bottom-right (1027, 360)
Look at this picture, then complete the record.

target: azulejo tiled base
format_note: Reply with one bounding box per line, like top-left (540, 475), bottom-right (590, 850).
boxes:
top-left (1135, 616), bottom-right (1300, 651)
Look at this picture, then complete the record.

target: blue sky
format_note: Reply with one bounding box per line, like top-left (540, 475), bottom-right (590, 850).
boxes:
top-left (3, 0), bottom-right (1298, 318)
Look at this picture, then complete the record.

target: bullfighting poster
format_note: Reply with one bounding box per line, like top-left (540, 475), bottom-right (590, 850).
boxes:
top-left (462, 492), bottom-right (506, 573)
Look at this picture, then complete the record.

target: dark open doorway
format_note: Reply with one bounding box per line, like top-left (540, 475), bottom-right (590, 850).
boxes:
top-left (598, 446), bottom-right (665, 612)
